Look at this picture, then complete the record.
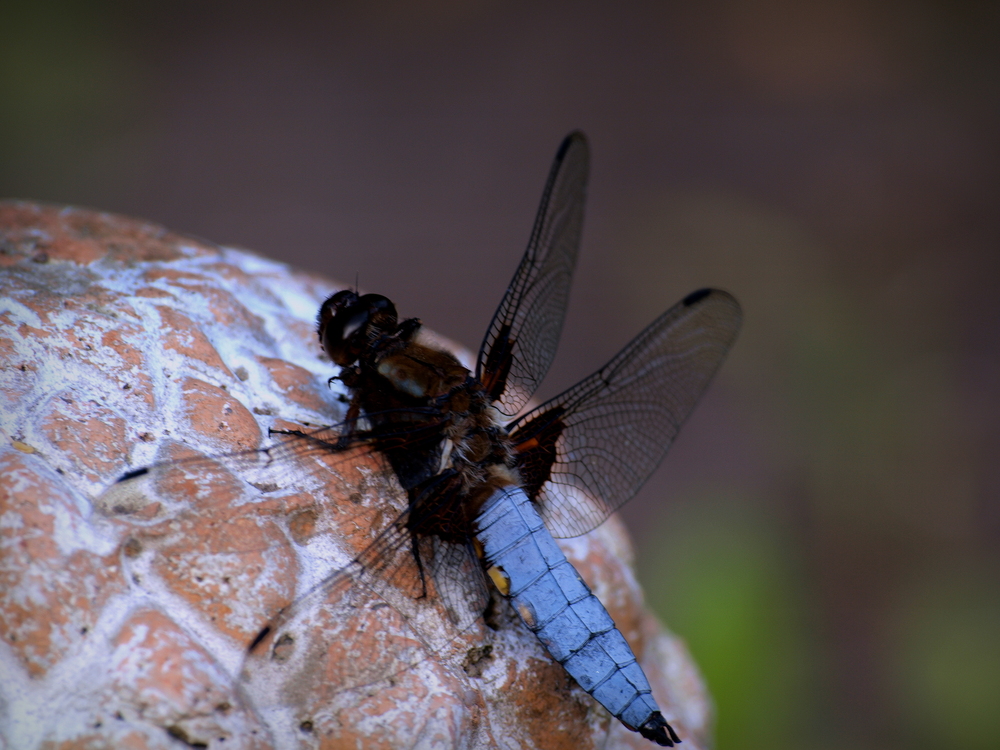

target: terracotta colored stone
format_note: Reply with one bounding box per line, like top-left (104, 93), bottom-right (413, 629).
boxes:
top-left (257, 356), bottom-right (331, 415)
top-left (0, 202), bottom-right (209, 266)
top-left (242, 547), bottom-right (495, 746)
top-left (185, 282), bottom-right (269, 337)
top-left (132, 287), bottom-right (172, 300)
top-left (0, 201), bottom-right (711, 750)
top-left (500, 656), bottom-right (603, 750)
top-left (286, 505), bottom-right (319, 544)
top-left (37, 395), bottom-right (130, 486)
top-left (144, 503), bottom-right (297, 643)
top-left (158, 307), bottom-right (234, 377)
top-left (104, 609), bottom-right (271, 749)
top-left (39, 729), bottom-right (162, 750)
top-left (0, 449), bottom-right (126, 678)
top-left (178, 377), bottom-right (262, 454)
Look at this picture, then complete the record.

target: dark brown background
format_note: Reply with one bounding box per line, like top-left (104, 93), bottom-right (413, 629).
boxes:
top-left (2, 2), bottom-right (998, 748)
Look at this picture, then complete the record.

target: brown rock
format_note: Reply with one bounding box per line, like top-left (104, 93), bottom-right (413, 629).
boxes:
top-left (0, 449), bottom-right (126, 678)
top-left (103, 609), bottom-right (271, 749)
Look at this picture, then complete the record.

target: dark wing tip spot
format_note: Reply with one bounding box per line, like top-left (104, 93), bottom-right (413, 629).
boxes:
top-left (248, 625), bottom-right (271, 653)
top-left (557, 130), bottom-right (588, 159)
top-left (118, 467), bottom-right (148, 482)
top-left (682, 288), bottom-right (712, 307)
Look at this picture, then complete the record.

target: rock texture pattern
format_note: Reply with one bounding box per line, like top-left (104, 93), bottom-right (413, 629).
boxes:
top-left (0, 201), bottom-right (712, 749)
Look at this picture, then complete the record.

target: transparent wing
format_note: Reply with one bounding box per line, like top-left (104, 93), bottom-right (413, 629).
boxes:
top-left (509, 289), bottom-right (743, 538)
top-left (477, 132), bottom-right (589, 417)
top-left (241, 505), bottom-right (491, 704)
top-left (98, 405), bottom-right (453, 511)
top-left (97, 414), bottom-right (490, 703)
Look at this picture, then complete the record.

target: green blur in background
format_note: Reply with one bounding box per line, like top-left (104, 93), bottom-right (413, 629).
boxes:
top-left (2, 1), bottom-right (998, 748)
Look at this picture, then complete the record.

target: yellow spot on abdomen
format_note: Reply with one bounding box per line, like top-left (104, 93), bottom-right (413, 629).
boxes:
top-left (487, 565), bottom-right (511, 596)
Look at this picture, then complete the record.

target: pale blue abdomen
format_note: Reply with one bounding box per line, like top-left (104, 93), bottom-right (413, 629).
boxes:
top-left (474, 486), bottom-right (673, 742)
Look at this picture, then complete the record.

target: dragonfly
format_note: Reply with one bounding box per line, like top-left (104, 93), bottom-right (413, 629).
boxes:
top-left (104, 132), bottom-right (741, 746)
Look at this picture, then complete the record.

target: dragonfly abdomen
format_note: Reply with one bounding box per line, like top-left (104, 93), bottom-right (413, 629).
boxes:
top-left (473, 486), bottom-right (680, 746)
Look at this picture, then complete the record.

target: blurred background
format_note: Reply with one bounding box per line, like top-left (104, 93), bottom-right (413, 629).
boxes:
top-left (2, 1), bottom-right (998, 748)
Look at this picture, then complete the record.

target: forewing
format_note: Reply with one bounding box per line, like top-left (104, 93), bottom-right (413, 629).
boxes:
top-left (509, 289), bottom-right (742, 538)
top-left (98, 407), bottom-right (443, 513)
top-left (477, 132), bottom-right (589, 417)
top-left (97, 422), bottom-right (378, 522)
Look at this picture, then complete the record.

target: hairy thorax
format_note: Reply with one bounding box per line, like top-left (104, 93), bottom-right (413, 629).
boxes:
top-left (353, 339), bottom-right (520, 532)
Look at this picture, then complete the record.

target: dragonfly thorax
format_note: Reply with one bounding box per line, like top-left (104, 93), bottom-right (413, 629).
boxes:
top-left (322, 290), bottom-right (521, 536)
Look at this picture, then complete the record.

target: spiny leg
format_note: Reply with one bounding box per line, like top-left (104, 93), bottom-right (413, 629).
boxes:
top-left (410, 528), bottom-right (429, 599)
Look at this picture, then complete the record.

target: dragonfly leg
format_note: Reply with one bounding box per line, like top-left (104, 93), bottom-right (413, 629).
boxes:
top-left (269, 427), bottom-right (307, 439)
top-left (410, 528), bottom-right (429, 599)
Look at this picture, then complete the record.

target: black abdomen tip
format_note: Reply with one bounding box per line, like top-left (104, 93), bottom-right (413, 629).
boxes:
top-left (639, 714), bottom-right (681, 746)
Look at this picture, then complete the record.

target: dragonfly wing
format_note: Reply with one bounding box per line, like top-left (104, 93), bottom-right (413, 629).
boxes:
top-left (97, 408), bottom-right (446, 518)
top-left (240, 509), bottom-right (492, 733)
top-left (424, 534), bottom-right (491, 635)
top-left (477, 132), bottom-right (589, 417)
top-left (509, 289), bottom-right (743, 538)
top-left (98, 417), bottom-right (490, 702)
top-left (233, 452), bottom-right (494, 733)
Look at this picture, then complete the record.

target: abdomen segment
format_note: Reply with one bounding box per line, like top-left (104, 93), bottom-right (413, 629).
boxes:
top-left (474, 486), bottom-right (680, 746)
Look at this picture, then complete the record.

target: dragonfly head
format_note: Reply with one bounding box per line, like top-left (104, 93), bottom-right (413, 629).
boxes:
top-left (317, 290), bottom-right (399, 366)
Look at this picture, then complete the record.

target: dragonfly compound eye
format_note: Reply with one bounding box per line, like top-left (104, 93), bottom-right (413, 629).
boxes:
top-left (318, 292), bottom-right (399, 366)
